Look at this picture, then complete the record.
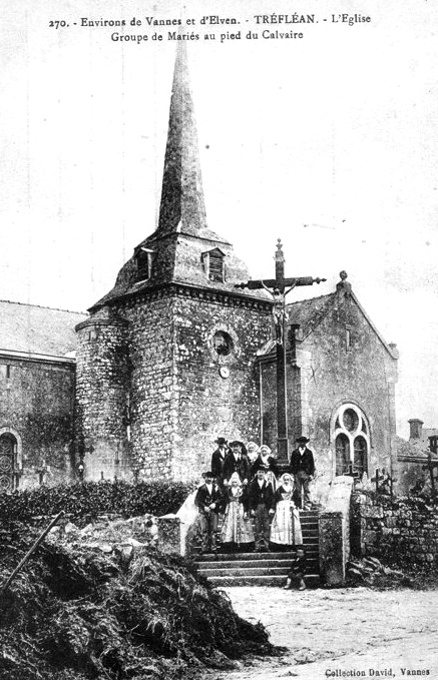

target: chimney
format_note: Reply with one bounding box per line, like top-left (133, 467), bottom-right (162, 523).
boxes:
top-left (408, 418), bottom-right (424, 440)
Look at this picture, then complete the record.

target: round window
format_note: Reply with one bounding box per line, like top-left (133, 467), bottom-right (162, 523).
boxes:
top-left (213, 331), bottom-right (234, 357)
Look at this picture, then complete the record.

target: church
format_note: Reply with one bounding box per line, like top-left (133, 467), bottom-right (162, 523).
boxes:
top-left (0, 44), bottom-right (399, 501)
top-left (73, 43), bottom-right (399, 502)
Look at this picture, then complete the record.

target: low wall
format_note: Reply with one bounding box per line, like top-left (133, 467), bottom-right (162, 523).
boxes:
top-left (352, 491), bottom-right (438, 571)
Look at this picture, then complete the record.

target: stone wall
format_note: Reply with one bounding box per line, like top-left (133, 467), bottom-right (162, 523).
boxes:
top-left (352, 491), bottom-right (438, 571)
top-left (259, 286), bottom-right (398, 504)
top-left (0, 356), bottom-right (75, 489)
top-left (76, 288), bottom-right (272, 484)
top-left (75, 308), bottom-right (131, 482)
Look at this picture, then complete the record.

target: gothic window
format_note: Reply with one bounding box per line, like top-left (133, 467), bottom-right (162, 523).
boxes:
top-left (0, 433), bottom-right (18, 492)
top-left (135, 247), bottom-right (154, 282)
top-left (333, 404), bottom-right (370, 478)
top-left (335, 433), bottom-right (350, 476)
top-left (201, 248), bottom-right (225, 283)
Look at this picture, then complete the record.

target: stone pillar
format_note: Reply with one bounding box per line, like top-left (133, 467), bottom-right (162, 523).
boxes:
top-left (319, 476), bottom-right (354, 585)
top-left (319, 511), bottom-right (345, 585)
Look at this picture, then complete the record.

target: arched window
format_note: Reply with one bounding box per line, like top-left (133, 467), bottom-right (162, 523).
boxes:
top-left (333, 404), bottom-right (370, 478)
top-left (0, 432), bottom-right (18, 492)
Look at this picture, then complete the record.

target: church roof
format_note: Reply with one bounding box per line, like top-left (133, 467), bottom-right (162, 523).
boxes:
top-left (286, 293), bottom-right (336, 337)
top-left (0, 300), bottom-right (86, 359)
top-left (257, 277), bottom-right (398, 360)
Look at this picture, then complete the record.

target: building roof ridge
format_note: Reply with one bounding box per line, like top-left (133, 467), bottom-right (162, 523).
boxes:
top-left (0, 298), bottom-right (86, 316)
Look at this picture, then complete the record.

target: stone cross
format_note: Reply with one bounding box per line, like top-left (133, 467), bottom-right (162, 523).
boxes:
top-left (235, 239), bottom-right (325, 462)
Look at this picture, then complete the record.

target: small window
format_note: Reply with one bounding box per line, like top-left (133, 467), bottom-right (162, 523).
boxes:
top-left (213, 331), bottom-right (233, 357)
top-left (135, 247), bottom-right (154, 282)
top-left (201, 248), bottom-right (225, 283)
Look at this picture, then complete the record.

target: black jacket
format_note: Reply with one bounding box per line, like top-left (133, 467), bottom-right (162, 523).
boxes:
top-left (250, 455), bottom-right (279, 479)
top-left (195, 483), bottom-right (223, 514)
top-left (223, 453), bottom-right (251, 483)
top-left (290, 447), bottom-right (315, 476)
top-left (211, 448), bottom-right (228, 479)
top-left (248, 478), bottom-right (275, 512)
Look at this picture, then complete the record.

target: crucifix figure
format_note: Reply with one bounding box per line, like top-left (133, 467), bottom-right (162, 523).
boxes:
top-left (235, 239), bottom-right (326, 463)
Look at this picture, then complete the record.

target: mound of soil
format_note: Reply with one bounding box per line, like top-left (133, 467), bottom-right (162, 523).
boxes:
top-left (0, 521), bottom-right (275, 680)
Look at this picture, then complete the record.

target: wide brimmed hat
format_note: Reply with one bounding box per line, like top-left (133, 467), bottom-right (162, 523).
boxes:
top-left (296, 436), bottom-right (310, 444)
top-left (257, 464), bottom-right (269, 472)
top-left (215, 437), bottom-right (228, 446)
top-left (203, 471), bottom-right (215, 479)
top-left (229, 440), bottom-right (244, 449)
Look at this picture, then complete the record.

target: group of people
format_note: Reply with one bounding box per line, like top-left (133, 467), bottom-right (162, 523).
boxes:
top-left (194, 436), bottom-right (316, 591)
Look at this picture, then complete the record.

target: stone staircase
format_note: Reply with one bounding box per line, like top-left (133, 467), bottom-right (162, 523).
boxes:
top-left (194, 510), bottom-right (321, 587)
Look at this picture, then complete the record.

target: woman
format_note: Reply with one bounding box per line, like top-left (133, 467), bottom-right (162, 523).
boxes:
top-left (270, 473), bottom-right (303, 549)
top-left (250, 444), bottom-right (279, 486)
top-left (246, 441), bottom-right (260, 466)
top-left (220, 472), bottom-right (254, 550)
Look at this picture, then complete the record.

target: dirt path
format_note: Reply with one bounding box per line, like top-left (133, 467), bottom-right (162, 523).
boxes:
top-left (215, 586), bottom-right (438, 680)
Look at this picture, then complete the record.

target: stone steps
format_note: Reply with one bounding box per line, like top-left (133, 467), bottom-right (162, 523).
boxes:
top-left (194, 510), bottom-right (321, 587)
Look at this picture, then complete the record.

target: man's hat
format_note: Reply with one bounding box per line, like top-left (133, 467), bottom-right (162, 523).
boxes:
top-left (296, 436), bottom-right (310, 444)
top-left (203, 471), bottom-right (215, 480)
top-left (215, 437), bottom-right (228, 446)
top-left (229, 440), bottom-right (244, 448)
top-left (257, 464), bottom-right (269, 472)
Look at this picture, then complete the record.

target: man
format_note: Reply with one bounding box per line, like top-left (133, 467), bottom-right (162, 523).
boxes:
top-left (211, 437), bottom-right (229, 488)
top-left (289, 436), bottom-right (315, 510)
top-left (248, 466), bottom-right (275, 552)
top-left (222, 440), bottom-right (251, 486)
top-left (194, 471), bottom-right (223, 554)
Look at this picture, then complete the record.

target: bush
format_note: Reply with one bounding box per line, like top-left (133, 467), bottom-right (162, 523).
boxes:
top-left (0, 481), bottom-right (195, 526)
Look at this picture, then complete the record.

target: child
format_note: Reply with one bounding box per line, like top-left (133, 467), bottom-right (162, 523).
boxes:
top-left (283, 547), bottom-right (306, 591)
top-left (248, 466), bottom-right (275, 552)
top-left (220, 472), bottom-right (254, 550)
top-left (194, 471), bottom-right (223, 554)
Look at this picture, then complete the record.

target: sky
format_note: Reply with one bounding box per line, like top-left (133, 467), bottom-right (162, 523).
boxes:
top-left (1, 0), bottom-right (437, 438)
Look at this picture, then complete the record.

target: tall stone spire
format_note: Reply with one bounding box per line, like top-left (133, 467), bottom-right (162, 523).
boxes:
top-left (156, 42), bottom-right (208, 237)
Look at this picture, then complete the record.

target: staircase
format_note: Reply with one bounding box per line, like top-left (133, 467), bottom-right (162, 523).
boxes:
top-left (194, 510), bottom-right (320, 587)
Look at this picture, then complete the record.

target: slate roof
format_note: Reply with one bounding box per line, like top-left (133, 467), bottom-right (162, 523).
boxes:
top-left (0, 300), bottom-right (87, 358)
top-left (286, 293), bottom-right (336, 337)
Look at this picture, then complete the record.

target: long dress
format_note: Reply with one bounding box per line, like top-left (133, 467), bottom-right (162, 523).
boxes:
top-left (270, 485), bottom-right (303, 546)
top-left (220, 486), bottom-right (254, 547)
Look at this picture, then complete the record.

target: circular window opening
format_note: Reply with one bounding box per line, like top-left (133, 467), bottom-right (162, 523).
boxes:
top-left (213, 331), bottom-right (234, 357)
top-left (343, 408), bottom-right (359, 433)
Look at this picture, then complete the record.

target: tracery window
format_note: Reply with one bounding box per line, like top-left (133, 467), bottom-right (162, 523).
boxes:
top-left (333, 404), bottom-right (370, 478)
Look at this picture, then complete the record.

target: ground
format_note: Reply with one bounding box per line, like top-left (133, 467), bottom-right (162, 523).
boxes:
top-left (212, 586), bottom-right (438, 680)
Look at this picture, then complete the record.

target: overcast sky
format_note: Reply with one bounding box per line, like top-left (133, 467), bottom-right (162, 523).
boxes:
top-left (1, 0), bottom-right (437, 438)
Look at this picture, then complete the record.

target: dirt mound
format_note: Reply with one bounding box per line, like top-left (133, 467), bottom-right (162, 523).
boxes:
top-left (0, 521), bottom-right (274, 679)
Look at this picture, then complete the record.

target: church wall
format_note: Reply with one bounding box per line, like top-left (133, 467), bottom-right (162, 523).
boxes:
top-left (0, 357), bottom-right (75, 490)
top-left (302, 294), bottom-right (397, 499)
top-left (123, 294), bottom-right (176, 481)
top-left (259, 291), bottom-right (397, 503)
top-left (168, 294), bottom-right (272, 480)
top-left (75, 315), bottom-right (130, 482)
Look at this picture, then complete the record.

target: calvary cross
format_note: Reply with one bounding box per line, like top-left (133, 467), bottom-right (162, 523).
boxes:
top-left (235, 239), bottom-right (326, 463)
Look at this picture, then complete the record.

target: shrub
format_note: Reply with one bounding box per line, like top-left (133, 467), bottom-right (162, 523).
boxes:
top-left (0, 481), bottom-right (195, 526)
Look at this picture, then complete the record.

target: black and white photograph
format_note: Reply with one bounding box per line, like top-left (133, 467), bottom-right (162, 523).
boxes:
top-left (0, 0), bottom-right (437, 678)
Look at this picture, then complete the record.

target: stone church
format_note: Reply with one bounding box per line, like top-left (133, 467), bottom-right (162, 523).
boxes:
top-left (0, 44), bottom-right (399, 500)
top-left (73, 44), bottom-right (399, 501)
